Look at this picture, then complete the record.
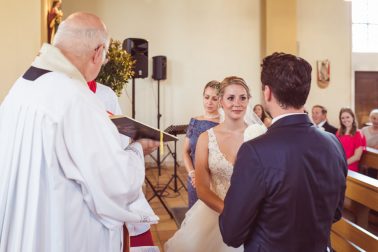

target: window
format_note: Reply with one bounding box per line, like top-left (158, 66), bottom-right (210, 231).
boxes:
top-left (352, 0), bottom-right (378, 52)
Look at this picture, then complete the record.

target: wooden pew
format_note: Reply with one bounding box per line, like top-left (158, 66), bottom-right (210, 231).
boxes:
top-left (360, 147), bottom-right (378, 177)
top-left (331, 218), bottom-right (378, 251)
top-left (331, 170), bottom-right (378, 251)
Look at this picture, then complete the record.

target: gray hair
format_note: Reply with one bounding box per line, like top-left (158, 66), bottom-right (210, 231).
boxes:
top-left (370, 109), bottom-right (378, 116)
top-left (52, 16), bottom-right (109, 58)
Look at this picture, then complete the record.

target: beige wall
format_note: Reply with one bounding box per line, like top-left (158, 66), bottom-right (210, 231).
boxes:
top-left (0, 0), bottom-right (353, 162)
top-left (297, 0), bottom-right (351, 126)
top-left (265, 0), bottom-right (297, 55)
top-left (0, 0), bottom-right (41, 101)
top-left (62, 0), bottom-right (263, 162)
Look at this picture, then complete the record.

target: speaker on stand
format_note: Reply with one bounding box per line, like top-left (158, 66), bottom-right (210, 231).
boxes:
top-left (152, 56), bottom-right (167, 176)
top-left (122, 38), bottom-right (148, 119)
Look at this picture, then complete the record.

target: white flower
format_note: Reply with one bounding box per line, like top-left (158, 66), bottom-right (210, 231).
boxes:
top-left (243, 124), bottom-right (267, 142)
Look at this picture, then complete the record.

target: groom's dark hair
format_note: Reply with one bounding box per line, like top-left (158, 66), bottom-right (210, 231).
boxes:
top-left (261, 52), bottom-right (312, 109)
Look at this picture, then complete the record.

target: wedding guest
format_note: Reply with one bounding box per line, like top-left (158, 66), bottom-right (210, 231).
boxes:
top-left (253, 103), bottom-right (272, 127)
top-left (336, 108), bottom-right (366, 172)
top-left (220, 53), bottom-right (347, 252)
top-left (183, 80), bottom-right (220, 209)
top-left (311, 105), bottom-right (337, 134)
top-left (361, 109), bottom-right (378, 149)
top-left (0, 12), bottom-right (159, 251)
top-left (361, 108), bottom-right (378, 178)
top-left (165, 76), bottom-right (266, 252)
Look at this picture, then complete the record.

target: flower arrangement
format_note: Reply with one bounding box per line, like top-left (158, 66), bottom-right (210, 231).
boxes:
top-left (243, 124), bottom-right (267, 142)
top-left (96, 39), bottom-right (135, 96)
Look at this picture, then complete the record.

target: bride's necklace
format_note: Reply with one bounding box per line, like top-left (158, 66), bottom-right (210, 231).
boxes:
top-left (204, 113), bottom-right (220, 119)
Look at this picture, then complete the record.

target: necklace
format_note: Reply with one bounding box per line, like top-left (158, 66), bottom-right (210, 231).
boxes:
top-left (204, 113), bottom-right (220, 119)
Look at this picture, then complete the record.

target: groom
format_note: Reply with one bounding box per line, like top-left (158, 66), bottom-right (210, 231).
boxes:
top-left (219, 53), bottom-right (347, 252)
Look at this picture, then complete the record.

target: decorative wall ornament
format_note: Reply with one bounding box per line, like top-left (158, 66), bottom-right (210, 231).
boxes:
top-left (317, 59), bottom-right (330, 88)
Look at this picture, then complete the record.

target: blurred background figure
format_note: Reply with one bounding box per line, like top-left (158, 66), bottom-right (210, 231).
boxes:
top-left (311, 105), bottom-right (337, 134)
top-left (47, 0), bottom-right (63, 43)
top-left (253, 104), bottom-right (272, 127)
top-left (361, 108), bottom-right (378, 178)
top-left (361, 109), bottom-right (378, 149)
top-left (336, 108), bottom-right (366, 172)
top-left (183, 80), bottom-right (220, 209)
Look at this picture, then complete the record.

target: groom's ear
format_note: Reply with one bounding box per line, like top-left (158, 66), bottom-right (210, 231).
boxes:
top-left (263, 85), bottom-right (272, 102)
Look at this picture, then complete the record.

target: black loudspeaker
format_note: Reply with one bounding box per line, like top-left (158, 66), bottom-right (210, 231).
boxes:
top-left (122, 38), bottom-right (148, 78)
top-left (152, 56), bottom-right (167, 81)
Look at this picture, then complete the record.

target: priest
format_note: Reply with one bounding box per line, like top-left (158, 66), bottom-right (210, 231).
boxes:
top-left (0, 12), bottom-right (159, 252)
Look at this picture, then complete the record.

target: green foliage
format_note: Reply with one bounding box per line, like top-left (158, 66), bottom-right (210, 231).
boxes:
top-left (96, 39), bottom-right (135, 96)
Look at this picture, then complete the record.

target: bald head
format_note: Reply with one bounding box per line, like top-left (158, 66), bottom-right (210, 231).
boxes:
top-left (53, 12), bottom-right (109, 58)
top-left (52, 12), bottom-right (109, 81)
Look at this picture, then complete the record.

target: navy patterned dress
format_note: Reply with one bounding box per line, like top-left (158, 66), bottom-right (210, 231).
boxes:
top-left (186, 118), bottom-right (218, 208)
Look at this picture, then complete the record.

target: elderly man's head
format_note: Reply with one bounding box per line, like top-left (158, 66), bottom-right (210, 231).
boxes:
top-left (312, 105), bottom-right (328, 125)
top-left (52, 12), bottom-right (109, 81)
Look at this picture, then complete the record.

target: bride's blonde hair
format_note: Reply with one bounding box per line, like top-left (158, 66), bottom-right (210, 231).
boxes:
top-left (219, 76), bottom-right (251, 98)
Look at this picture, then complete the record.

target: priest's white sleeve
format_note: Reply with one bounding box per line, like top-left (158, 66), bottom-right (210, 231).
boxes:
top-left (55, 95), bottom-right (156, 229)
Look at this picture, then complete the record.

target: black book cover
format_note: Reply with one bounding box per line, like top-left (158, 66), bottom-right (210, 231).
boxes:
top-left (111, 115), bottom-right (178, 142)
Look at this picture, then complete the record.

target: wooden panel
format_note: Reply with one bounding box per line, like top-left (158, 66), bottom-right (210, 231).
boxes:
top-left (345, 171), bottom-right (378, 211)
top-left (330, 231), bottom-right (359, 252)
top-left (360, 147), bottom-right (378, 170)
top-left (331, 218), bottom-right (378, 251)
top-left (355, 71), bottom-right (378, 127)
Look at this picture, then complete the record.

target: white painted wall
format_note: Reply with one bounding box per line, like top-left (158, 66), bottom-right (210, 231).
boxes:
top-left (62, 0), bottom-right (262, 163)
top-left (297, 0), bottom-right (352, 127)
top-left (0, 0), bottom-right (354, 163)
top-left (0, 0), bottom-right (41, 100)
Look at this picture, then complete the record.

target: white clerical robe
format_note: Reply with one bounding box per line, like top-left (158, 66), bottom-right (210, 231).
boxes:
top-left (95, 83), bottom-right (123, 115)
top-left (93, 83), bottom-right (151, 237)
top-left (0, 43), bottom-right (157, 252)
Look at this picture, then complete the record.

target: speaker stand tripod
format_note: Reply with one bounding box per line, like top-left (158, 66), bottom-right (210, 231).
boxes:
top-left (156, 79), bottom-right (162, 175)
top-left (132, 78), bottom-right (136, 119)
top-left (159, 139), bottom-right (187, 195)
top-left (146, 176), bottom-right (173, 218)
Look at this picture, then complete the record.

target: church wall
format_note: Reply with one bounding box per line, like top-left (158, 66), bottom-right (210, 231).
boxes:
top-left (62, 0), bottom-right (262, 163)
top-left (297, 0), bottom-right (352, 127)
top-left (0, 0), bottom-right (41, 101)
top-left (0, 0), bottom-right (354, 163)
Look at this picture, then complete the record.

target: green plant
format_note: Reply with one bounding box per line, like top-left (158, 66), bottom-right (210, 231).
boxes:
top-left (96, 39), bottom-right (135, 96)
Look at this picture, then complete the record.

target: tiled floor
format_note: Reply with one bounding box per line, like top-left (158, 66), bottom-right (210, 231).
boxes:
top-left (145, 164), bottom-right (189, 252)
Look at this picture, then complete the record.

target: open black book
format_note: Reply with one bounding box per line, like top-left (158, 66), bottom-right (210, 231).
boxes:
top-left (111, 115), bottom-right (178, 142)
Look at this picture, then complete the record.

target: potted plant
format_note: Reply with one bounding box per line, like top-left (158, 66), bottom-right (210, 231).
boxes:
top-left (96, 39), bottom-right (135, 96)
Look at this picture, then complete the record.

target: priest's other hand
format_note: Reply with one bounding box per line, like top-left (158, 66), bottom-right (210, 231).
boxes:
top-left (136, 139), bottom-right (160, 156)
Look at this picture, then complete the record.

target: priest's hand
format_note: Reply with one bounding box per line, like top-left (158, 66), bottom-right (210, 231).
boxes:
top-left (136, 139), bottom-right (160, 156)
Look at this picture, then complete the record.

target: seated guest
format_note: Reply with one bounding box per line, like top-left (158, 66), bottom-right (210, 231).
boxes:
top-left (183, 80), bottom-right (221, 209)
top-left (361, 108), bottom-right (378, 178)
top-left (311, 105), bottom-right (337, 134)
top-left (336, 108), bottom-right (366, 172)
top-left (361, 109), bottom-right (378, 149)
top-left (253, 103), bottom-right (272, 127)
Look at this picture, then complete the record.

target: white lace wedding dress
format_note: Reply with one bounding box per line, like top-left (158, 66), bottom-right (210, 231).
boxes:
top-left (164, 128), bottom-right (243, 252)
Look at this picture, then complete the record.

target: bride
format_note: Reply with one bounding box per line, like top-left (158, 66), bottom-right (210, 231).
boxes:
top-left (165, 76), bottom-right (266, 252)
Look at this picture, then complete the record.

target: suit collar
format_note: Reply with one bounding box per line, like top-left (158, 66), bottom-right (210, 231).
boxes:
top-left (269, 114), bottom-right (313, 130)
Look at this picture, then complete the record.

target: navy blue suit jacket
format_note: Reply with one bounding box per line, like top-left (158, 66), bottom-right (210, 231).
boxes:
top-left (219, 114), bottom-right (347, 252)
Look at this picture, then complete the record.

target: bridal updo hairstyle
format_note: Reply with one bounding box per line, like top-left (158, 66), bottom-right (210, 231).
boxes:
top-left (219, 76), bottom-right (251, 99)
top-left (261, 52), bottom-right (312, 109)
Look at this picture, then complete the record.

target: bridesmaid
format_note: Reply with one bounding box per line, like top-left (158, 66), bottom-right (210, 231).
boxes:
top-left (183, 80), bottom-right (220, 208)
